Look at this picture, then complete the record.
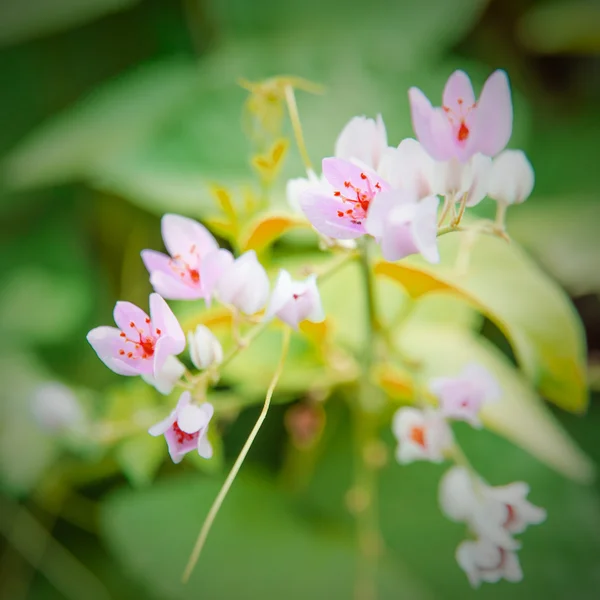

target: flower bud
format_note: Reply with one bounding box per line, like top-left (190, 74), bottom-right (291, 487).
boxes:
top-left (188, 325), bottom-right (223, 370)
top-left (216, 250), bottom-right (270, 314)
top-left (487, 149), bottom-right (534, 205)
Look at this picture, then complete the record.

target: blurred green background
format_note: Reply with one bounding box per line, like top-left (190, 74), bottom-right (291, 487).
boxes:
top-left (1, 0), bottom-right (600, 598)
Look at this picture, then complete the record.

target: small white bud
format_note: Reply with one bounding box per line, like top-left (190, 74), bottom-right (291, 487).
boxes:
top-left (488, 150), bottom-right (534, 205)
top-left (188, 325), bottom-right (223, 370)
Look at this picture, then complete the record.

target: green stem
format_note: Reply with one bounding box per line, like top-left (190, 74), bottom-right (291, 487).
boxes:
top-left (352, 239), bottom-right (382, 600)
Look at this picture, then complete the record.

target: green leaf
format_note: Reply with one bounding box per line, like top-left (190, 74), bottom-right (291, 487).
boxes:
top-left (376, 232), bottom-right (588, 413)
top-left (0, 0), bottom-right (139, 47)
top-left (507, 195), bottom-right (600, 296)
top-left (115, 433), bottom-right (165, 488)
top-left (2, 59), bottom-right (200, 191)
top-left (397, 322), bottom-right (594, 482)
top-left (101, 472), bottom-right (433, 599)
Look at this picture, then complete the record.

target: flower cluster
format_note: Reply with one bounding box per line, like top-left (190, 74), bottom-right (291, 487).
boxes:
top-left (84, 68), bottom-right (545, 588)
top-left (87, 214), bottom-right (325, 463)
top-left (392, 363), bottom-right (546, 587)
top-left (290, 70), bottom-right (534, 264)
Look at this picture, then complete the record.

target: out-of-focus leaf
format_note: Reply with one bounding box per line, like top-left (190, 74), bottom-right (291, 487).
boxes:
top-left (2, 59), bottom-right (200, 191)
top-left (397, 323), bottom-right (594, 482)
top-left (101, 473), bottom-right (433, 600)
top-left (0, 0), bottom-right (139, 47)
top-left (211, 0), bottom-right (490, 66)
top-left (508, 195), bottom-right (600, 296)
top-left (0, 267), bottom-right (90, 344)
top-left (376, 232), bottom-right (588, 413)
top-left (239, 212), bottom-right (309, 253)
top-left (0, 353), bottom-right (59, 496)
top-left (518, 1), bottom-right (600, 55)
top-left (115, 433), bottom-right (165, 488)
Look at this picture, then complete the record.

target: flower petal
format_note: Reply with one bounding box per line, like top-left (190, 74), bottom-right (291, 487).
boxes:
top-left (265, 269), bottom-right (294, 320)
top-left (300, 190), bottom-right (366, 239)
top-left (86, 326), bottom-right (141, 376)
top-left (178, 403), bottom-right (209, 434)
top-left (113, 301), bottom-right (151, 336)
top-left (474, 70), bottom-right (513, 157)
top-left (161, 213), bottom-right (218, 262)
top-left (149, 293), bottom-right (185, 351)
top-left (443, 70), bottom-right (475, 111)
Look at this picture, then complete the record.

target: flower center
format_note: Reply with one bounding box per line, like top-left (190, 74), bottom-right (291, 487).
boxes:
top-left (443, 98), bottom-right (476, 144)
top-left (118, 318), bottom-right (161, 360)
top-left (503, 504), bottom-right (516, 528)
top-left (169, 244), bottom-right (202, 287)
top-left (172, 421), bottom-right (198, 445)
top-left (410, 426), bottom-right (426, 447)
top-left (333, 172), bottom-right (381, 225)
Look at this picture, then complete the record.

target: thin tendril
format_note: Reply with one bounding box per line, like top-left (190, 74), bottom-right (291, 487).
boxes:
top-left (181, 327), bottom-right (292, 583)
top-left (283, 84), bottom-right (313, 173)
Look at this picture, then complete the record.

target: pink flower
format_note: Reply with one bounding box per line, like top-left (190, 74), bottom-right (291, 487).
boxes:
top-left (409, 70), bottom-right (513, 162)
top-left (365, 190), bottom-right (440, 263)
top-left (141, 356), bottom-right (185, 395)
top-left (456, 539), bottom-right (522, 588)
top-left (87, 293), bottom-right (185, 377)
top-left (299, 157), bottom-right (390, 239)
top-left (334, 114), bottom-right (388, 172)
top-left (149, 392), bottom-right (214, 463)
top-left (141, 214), bottom-right (232, 302)
top-left (216, 250), bottom-right (270, 315)
top-left (265, 269), bottom-right (325, 329)
top-left (440, 466), bottom-right (547, 550)
top-left (392, 407), bottom-right (453, 464)
top-left (429, 363), bottom-right (501, 427)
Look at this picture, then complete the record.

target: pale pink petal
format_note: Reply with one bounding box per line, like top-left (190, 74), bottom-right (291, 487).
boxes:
top-left (200, 248), bottom-right (234, 304)
top-left (141, 356), bottom-right (185, 395)
top-left (465, 154), bottom-right (492, 207)
top-left (161, 213), bottom-right (218, 262)
top-left (443, 70), bottom-right (476, 111)
top-left (149, 294), bottom-right (185, 351)
top-left (300, 190), bottom-right (366, 239)
top-left (113, 301), bottom-right (151, 336)
top-left (178, 404), bottom-right (209, 434)
top-left (411, 195), bottom-right (440, 263)
top-left (265, 269), bottom-right (294, 320)
top-left (142, 250), bottom-right (201, 300)
top-left (197, 434), bottom-right (213, 459)
top-left (148, 410), bottom-right (177, 436)
top-left (334, 115), bottom-right (388, 171)
top-left (488, 150), bottom-right (534, 205)
top-left (86, 326), bottom-right (141, 376)
top-left (429, 108), bottom-right (459, 160)
top-left (364, 189), bottom-right (402, 240)
top-left (473, 70), bottom-right (513, 157)
top-left (302, 275), bottom-right (325, 322)
top-left (322, 157), bottom-right (388, 193)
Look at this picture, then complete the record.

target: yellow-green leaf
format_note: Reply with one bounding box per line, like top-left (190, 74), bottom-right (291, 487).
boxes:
top-left (240, 212), bottom-right (309, 254)
top-left (376, 232), bottom-right (587, 413)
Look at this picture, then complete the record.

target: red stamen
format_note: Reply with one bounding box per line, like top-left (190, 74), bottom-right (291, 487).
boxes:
top-left (119, 350), bottom-right (125, 355)
top-left (189, 269), bottom-right (200, 284)
top-left (172, 421), bottom-right (198, 445)
top-left (410, 426), bottom-right (426, 447)
top-left (360, 172), bottom-right (367, 180)
top-left (337, 210), bottom-right (344, 217)
top-left (457, 122), bottom-right (469, 141)
top-left (334, 191), bottom-right (341, 197)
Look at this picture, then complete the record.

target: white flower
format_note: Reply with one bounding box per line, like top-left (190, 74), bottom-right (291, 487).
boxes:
top-left (365, 190), bottom-right (440, 263)
top-left (30, 382), bottom-right (83, 432)
top-left (334, 114), bottom-right (388, 172)
top-left (433, 153), bottom-right (492, 208)
top-left (141, 355), bottom-right (186, 395)
top-left (216, 250), bottom-right (270, 314)
top-left (378, 138), bottom-right (436, 199)
top-left (392, 407), bottom-right (453, 464)
top-left (286, 170), bottom-right (331, 213)
top-left (429, 363), bottom-right (501, 427)
top-left (456, 539), bottom-right (523, 588)
top-left (488, 149), bottom-right (534, 205)
top-left (439, 466), bottom-right (547, 550)
top-left (265, 269), bottom-right (325, 329)
top-left (188, 325), bottom-right (223, 370)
